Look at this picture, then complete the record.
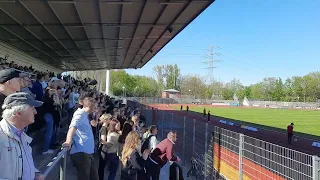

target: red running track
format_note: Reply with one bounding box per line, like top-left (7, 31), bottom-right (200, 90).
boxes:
top-left (149, 104), bottom-right (320, 156)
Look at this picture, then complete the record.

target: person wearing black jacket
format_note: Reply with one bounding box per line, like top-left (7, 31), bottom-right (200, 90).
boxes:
top-left (42, 88), bottom-right (58, 154)
top-left (121, 132), bottom-right (150, 180)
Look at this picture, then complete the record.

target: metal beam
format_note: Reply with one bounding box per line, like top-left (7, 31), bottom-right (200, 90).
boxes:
top-left (0, 26), bottom-right (61, 68)
top-left (73, 1), bottom-right (101, 69)
top-left (0, 0), bottom-right (210, 3)
top-left (46, 1), bottom-right (90, 69)
top-left (0, 7), bottom-right (67, 68)
top-left (21, 37), bottom-right (171, 42)
top-left (131, 2), bottom-right (168, 68)
top-left (18, 1), bottom-right (77, 69)
top-left (23, 46), bottom-right (162, 52)
top-left (121, 0), bottom-right (147, 68)
top-left (115, 2), bottom-right (123, 67)
top-left (0, 23), bottom-right (185, 27)
top-left (96, 0), bottom-right (111, 69)
top-left (138, 0), bottom-right (214, 68)
top-left (135, 1), bottom-right (191, 68)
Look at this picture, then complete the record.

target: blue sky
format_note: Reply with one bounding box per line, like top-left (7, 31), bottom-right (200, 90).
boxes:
top-left (126, 0), bottom-right (320, 86)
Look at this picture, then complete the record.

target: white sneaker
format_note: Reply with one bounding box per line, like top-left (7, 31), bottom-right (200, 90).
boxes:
top-left (42, 149), bottom-right (54, 154)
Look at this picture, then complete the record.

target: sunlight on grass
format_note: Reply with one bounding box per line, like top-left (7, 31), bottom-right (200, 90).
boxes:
top-left (172, 105), bottom-right (320, 136)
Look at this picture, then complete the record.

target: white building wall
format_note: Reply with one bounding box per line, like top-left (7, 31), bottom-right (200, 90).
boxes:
top-left (0, 40), bottom-right (61, 73)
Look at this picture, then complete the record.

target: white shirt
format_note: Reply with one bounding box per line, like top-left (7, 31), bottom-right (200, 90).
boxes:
top-left (107, 132), bottom-right (120, 154)
top-left (149, 135), bottom-right (158, 151)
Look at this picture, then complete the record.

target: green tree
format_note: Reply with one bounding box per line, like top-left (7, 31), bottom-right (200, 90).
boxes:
top-left (180, 74), bottom-right (206, 98)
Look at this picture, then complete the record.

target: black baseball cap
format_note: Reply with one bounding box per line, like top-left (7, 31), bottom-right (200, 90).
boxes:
top-left (2, 92), bottom-right (43, 109)
top-left (0, 69), bottom-right (20, 84)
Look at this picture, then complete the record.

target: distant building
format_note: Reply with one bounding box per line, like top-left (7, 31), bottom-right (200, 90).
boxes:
top-left (162, 89), bottom-right (181, 98)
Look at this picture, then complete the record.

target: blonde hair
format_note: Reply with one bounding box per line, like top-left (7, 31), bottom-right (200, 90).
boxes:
top-left (121, 131), bottom-right (140, 166)
top-left (131, 115), bottom-right (138, 123)
top-left (99, 113), bottom-right (112, 124)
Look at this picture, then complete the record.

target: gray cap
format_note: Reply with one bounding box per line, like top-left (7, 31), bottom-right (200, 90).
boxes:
top-left (3, 92), bottom-right (43, 109)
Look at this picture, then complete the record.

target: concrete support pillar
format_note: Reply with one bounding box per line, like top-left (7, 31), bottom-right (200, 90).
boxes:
top-left (105, 70), bottom-right (110, 95)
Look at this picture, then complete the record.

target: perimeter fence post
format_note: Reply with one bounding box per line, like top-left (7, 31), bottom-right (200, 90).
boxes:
top-left (162, 110), bottom-right (164, 139)
top-left (239, 134), bottom-right (244, 180)
top-left (312, 155), bottom-right (320, 180)
top-left (192, 119), bottom-right (196, 155)
top-left (183, 116), bottom-right (186, 166)
top-left (171, 113), bottom-right (174, 131)
top-left (204, 123), bottom-right (208, 178)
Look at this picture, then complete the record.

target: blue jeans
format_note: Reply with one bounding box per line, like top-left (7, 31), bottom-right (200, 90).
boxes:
top-left (43, 113), bottom-right (56, 152)
top-left (107, 153), bottom-right (119, 180)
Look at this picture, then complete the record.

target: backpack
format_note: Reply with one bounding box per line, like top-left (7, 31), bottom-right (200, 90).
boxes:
top-left (121, 157), bottom-right (138, 180)
top-left (141, 134), bottom-right (154, 154)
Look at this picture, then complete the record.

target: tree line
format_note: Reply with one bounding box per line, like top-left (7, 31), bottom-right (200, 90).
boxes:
top-left (70, 65), bottom-right (320, 102)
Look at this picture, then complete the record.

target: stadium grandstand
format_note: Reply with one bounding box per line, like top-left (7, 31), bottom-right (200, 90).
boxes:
top-left (2, 1), bottom-right (320, 180)
top-left (0, 0), bottom-right (215, 180)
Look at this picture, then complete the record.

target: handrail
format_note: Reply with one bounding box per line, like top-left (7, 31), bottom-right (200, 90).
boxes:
top-left (43, 147), bottom-right (68, 180)
top-left (176, 166), bottom-right (180, 180)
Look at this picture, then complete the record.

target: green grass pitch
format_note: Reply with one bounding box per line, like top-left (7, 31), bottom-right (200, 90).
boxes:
top-left (172, 105), bottom-right (320, 137)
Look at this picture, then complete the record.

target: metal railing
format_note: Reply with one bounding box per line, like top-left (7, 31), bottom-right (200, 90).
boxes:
top-left (141, 106), bottom-right (320, 180)
top-left (43, 147), bottom-right (68, 180)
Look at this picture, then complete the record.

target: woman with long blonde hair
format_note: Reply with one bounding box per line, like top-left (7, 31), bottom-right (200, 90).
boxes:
top-left (121, 132), bottom-right (150, 180)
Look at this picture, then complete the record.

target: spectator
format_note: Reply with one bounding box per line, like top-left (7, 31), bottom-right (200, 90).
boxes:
top-left (41, 73), bottom-right (49, 89)
top-left (131, 115), bottom-right (139, 131)
top-left (141, 125), bottom-right (158, 154)
top-left (118, 121), bottom-right (133, 154)
top-left (105, 119), bottom-right (121, 180)
top-left (20, 73), bottom-right (36, 98)
top-left (121, 131), bottom-right (150, 180)
top-left (31, 73), bottom-right (44, 101)
top-left (42, 89), bottom-right (59, 154)
top-left (63, 97), bottom-right (99, 180)
top-left (0, 69), bottom-right (21, 117)
top-left (29, 73), bottom-right (45, 133)
top-left (147, 131), bottom-right (180, 180)
top-left (0, 92), bottom-right (44, 180)
top-left (68, 86), bottom-right (79, 120)
top-left (136, 111), bottom-right (146, 123)
top-left (98, 114), bottom-right (112, 180)
top-left (287, 123), bottom-right (294, 144)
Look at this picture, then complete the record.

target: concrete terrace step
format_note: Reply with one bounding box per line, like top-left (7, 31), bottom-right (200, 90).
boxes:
top-left (53, 155), bottom-right (189, 180)
top-left (32, 116), bottom-right (70, 173)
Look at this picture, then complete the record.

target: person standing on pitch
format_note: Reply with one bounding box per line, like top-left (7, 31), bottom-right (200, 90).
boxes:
top-left (287, 123), bottom-right (294, 144)
top-left (203, 108), bottom-right (206, 118)
top-left (186, 106), bottom-right (189, 113)
top-left (207, 110), bottom-right (211, 122)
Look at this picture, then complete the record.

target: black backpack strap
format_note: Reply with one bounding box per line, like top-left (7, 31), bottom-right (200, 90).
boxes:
top-left (141, 134), bottom-right (154, 154)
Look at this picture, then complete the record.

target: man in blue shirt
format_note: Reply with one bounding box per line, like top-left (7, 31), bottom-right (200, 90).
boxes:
top-left (63, 96), bottom-right (99, 180)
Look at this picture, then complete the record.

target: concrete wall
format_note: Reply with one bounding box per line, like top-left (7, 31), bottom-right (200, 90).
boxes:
top-left (0, 40), bottom-right (62, 73)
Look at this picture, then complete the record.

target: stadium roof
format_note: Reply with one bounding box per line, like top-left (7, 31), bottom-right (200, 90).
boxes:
top-left (0, 0), bottom-right (214, 71)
